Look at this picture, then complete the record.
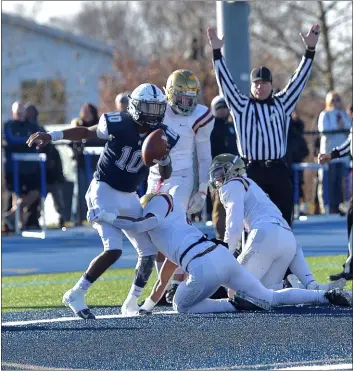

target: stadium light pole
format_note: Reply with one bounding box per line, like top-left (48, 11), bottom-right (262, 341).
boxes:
top-left (216, 0), bottom-right (251, 94)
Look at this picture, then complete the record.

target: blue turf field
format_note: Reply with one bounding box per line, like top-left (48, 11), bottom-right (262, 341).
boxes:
top-left (2, 214), bottom-right (352, 370)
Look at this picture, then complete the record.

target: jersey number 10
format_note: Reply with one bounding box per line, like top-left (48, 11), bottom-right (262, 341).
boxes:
top-left (115, 146), bottom-right (144, 173)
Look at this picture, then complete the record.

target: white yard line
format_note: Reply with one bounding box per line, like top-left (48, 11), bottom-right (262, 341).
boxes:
top-left (1, 310), bottom-right (177, 327)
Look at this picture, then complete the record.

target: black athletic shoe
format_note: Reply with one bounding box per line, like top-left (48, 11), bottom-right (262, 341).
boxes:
top-left (329, 271), bottom-right (352, 281)
top-left (229, 292), bottom-right (271, 311)
top-left (165, 283), bottom-right (179, 304)
top-left (324, 289), bottom-right (352, 307)
top-left (138, 309), bottom-right (152, 316)
top-left (76, 308), bottom-right (96, 319)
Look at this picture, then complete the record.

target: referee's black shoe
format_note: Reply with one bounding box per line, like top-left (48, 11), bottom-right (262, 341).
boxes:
top-left (329, 271), bottom-right (352, 281)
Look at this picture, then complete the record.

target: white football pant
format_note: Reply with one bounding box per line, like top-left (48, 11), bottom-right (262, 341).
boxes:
top-left (86, 179), bottom-right (156, 256)
top-left (237, 223), bottom-right (297, 288)
top-left (173, 245), bottom-right (329, 314)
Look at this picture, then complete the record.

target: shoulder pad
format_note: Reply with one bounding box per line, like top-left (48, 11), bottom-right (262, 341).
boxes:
top-left (224, 177), bottom-right (250, 191)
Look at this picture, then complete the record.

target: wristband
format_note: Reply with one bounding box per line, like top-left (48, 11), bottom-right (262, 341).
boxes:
top-left (48, 130), bottom-right (64, 141)
top-left (154, 155), bottom-right (171, 167)
top-left (140, 297), bottom-right (156, 312)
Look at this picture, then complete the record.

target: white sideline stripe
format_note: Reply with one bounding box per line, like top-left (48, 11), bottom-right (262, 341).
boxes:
top-left (2, 310), bottom-right (177, 327)
top-left (3, 360), bottom-right (350, 371)
top-left (278, 363), bottom-right (351, 370)
top-left (0, 362), bottom-right (89, 370)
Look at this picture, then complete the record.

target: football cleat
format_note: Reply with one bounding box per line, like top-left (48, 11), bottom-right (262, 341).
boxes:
top-left (230, 291), bottom-right (271, 311)
top-left (165, 283), bottom-right (179, 304)
top-left (325, 289), bottom-right (352, 307)
top-left (306, 278), bottom-right (346, 291)
top-left (62, 289), bottom-right (95, 319)
top-left (138, 308), bottom-right (152, 316)
top-left (76, 308), bottom-right (96, 320)
top-left (121, 295), bottom-right (139, 316)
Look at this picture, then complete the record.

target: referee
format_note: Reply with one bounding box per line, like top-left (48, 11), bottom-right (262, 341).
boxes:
top-left (319, 117), bottom-right (353, 281)
top-left (207, 24), bottom-right (321, 226)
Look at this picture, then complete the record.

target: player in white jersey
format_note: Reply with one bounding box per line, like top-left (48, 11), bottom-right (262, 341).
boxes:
top-left (146, 69), bottom-right (214, 302)
top-left (89, 191), bottom-right (352, 314)
top-left (209, 154), bottom-right (346, 292)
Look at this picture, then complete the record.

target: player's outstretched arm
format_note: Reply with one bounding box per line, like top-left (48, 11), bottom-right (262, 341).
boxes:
top-left (27, 126), bottom-right (98, 149)
top-left (87, 209), bottom-right (160, 234)
top-left (139, 259), bottom-right (178, 313)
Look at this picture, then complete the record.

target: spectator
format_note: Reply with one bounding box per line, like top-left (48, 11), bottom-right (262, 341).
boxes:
top-left (25, 104), bottom-right (71, 228)
top-left (318, 91), bottom-right (351, 214)
top-left (209, 95), bottom-right (238, 239)
top-left (286, 111), bottom-right (309, 217)
top-left (318, 103), bottom-right (352, 281)
top-left (3, 101), bottom-right (40, 231)
top-left (71, 103), bottom-right (104, 225)
top-left (115, 92), bottom-right (129, 112)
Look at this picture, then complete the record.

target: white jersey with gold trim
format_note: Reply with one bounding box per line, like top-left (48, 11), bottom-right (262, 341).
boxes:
top-left (219, 176), bottom-right (288, 252)
top-left (149, 104), bottom-right (214, 177)
top-left (143, 193), bottom-right (214, 270)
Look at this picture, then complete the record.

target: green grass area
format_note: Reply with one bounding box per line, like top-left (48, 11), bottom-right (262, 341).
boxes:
top-left (2, 255), bottom-right (352, 313)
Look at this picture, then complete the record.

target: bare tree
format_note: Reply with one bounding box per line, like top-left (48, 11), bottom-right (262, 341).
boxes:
top-left (249, 1), bottom-right (352, 96)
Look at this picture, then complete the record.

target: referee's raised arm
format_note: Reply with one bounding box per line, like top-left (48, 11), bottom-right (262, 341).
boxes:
top-left (207, 28), bottom-right (249, 118)
top-left (275, 25), bottom-right (320, 115)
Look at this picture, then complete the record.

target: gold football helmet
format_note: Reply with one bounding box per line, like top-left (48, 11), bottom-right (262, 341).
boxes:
top-left (165, 69), bottom-right (200, 116)
top-left (208, 154), bottom-right (246, 189)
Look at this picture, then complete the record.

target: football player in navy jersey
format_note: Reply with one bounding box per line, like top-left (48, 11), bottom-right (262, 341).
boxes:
top-left (27, 83), bottom-right (180, 319)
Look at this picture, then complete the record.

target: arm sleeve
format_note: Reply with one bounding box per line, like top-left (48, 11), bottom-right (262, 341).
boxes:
top-left (212, 50), bottom-right (249, 121)
top-left (143, 194), bottom-right (174, 221)
top-left (275, 50), bottom-right (315, 116)
top-left (220, 182), bottom-right (245, 253)
top-left (112, 216), bottom-right (159, 234)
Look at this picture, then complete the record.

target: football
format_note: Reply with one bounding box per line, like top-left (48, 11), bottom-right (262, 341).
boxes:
top-left (141, 128), bottom-right (169, 167)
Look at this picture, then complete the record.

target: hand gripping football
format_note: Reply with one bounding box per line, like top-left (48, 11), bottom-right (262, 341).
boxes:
top-left (142, 128), bottom-right (169, 167)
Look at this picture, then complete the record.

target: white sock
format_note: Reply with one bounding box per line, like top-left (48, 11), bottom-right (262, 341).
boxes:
top-left (128, 284), bottom-right (143, 298)
top-left (272, 288), bottom-right (328, 306)
top-left (155, 261), bottom-right (164, 275)
top-left (73, 275), bottom-right (92, 291)
top-left (289, 245), bottom-right (315, 288)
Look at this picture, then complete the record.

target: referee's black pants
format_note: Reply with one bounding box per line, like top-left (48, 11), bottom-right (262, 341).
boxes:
top-left (245, 160), bottom-right (294, 226)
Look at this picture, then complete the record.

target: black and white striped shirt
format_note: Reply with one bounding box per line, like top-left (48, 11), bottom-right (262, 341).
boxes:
top-left (331, 127), bottom-right (352, 159)
top-left (213, 49), bottom-right (315, 160)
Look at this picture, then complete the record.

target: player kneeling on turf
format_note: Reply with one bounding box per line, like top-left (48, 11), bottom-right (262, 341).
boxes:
top-left (89, 190), bottom-right (352, 314)
top-left (208, 154), bottom-right (347, 294)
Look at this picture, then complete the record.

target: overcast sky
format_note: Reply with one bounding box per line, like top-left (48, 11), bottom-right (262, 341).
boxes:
top-left (2, 1), bottom-right (84, 23)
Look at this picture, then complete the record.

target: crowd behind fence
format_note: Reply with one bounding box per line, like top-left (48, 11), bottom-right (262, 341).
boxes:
top-left (2, 128), bottom-right (351, 236)
top-left (1, 98), bottom-right (352, 236)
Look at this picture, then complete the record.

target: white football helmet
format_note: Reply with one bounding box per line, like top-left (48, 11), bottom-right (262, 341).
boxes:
top-left (128, 83), bottom-right (167, 128)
